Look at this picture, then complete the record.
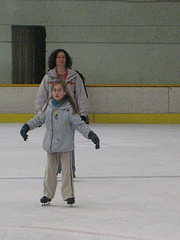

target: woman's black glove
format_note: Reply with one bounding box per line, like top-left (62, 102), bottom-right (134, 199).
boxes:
top-left (20, 123), bottom-right (30, 141)
top-left (88, 131), bottom-right (100, 149)
top-left (81, 115), bottom-right (89, 124)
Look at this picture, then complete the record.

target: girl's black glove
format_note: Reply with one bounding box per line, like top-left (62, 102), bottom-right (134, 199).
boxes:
top-left (88, 131), bottom-right (100, 149)
top-left (20, 123), bottom-right (30, 141)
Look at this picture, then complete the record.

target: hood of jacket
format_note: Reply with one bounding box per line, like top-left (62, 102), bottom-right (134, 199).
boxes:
top-left (49, 98), bottom-right (71, 110)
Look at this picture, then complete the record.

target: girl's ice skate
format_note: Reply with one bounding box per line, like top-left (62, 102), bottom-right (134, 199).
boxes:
top-left (40, 196), bottom-right (51, 205)
top-left (65, 197), bottom-right (75, 206)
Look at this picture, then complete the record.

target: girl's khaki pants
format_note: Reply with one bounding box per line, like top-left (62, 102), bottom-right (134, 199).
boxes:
top-left (43, 152), bottom-right (74, 201)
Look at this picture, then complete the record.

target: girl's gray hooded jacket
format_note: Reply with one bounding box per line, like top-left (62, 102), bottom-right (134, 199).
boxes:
top-left (28, 99), bottom-right (91, 153)
top-left (35, 68), bottom-right (89, 116)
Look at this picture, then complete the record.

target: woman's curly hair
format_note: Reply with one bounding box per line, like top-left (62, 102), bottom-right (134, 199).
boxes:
top-left (48, 49), bottom-right (73, 70)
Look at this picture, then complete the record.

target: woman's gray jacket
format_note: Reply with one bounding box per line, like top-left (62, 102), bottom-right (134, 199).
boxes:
top-left (28, 100), bottom-right (91, 153)
top-left (35, 68), bottom-right (89, 116)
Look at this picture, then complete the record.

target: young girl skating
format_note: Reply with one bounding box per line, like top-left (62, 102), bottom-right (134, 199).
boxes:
top-left (20, 80), bottom-right (100, 205)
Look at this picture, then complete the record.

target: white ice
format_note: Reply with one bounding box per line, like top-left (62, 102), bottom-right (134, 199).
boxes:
top-left (0, 123), bottom-right (180, 240)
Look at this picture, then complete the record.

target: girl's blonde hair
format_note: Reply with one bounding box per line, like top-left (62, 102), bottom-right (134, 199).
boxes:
top-left (43, 80), bottom-right (79, 114)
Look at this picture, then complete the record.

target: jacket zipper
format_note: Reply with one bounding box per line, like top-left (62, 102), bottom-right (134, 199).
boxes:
top-left (50, 109), bottom-right (55, 151)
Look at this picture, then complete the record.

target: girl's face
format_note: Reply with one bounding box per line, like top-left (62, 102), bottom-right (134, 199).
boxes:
top-left (56, 51), bottom-right (66, 68)
top-left (52, 84), bottom-right (66, 102)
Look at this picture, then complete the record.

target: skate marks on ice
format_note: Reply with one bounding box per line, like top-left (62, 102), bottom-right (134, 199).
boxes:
top-left (0, 175), bottom-right (180, 181)
top-left (0, 224), bottom-right (152, 240)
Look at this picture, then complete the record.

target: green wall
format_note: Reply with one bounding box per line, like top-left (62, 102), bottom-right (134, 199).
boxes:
top-left (0, 0), bottom-right (180, 85)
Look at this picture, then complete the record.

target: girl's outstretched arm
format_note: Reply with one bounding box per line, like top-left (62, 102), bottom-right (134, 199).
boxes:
top-left (20, 111), bottom-right (45, 141)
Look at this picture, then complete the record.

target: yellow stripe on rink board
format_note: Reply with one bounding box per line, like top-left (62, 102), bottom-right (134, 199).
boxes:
top-left (93, 113), bottom-right (180, 124)
top-left (0, 113), bottom-right (180, 124)
top-left (0, 114), bottom-right (35, 123)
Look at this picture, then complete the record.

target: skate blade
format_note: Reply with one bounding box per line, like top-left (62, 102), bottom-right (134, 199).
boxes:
top-left (68, 204), bottom-right (74, 207)
top-left (41, 202), bottom-right (51, 206)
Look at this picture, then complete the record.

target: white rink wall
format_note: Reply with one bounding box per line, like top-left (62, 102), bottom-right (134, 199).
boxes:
top-left (1, 86), bottom-right (180, 114)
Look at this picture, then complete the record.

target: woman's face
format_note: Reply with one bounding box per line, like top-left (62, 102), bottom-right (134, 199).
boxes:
top-left (56, 51), bottom-right (66, 68)
top-left (52, 84), bottom-right (66, 102)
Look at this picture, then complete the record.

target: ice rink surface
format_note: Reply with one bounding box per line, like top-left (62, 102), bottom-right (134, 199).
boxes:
top-left (0, 123), bottom-right (180, 240)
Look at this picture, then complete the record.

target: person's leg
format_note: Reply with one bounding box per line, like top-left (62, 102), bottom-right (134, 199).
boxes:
top-left (57, 150), bottom-right (76, 177)
top-left (43, 152), bottom-right (59, 200)
top-left (57, 161), bottom-right (61, 174)
top-left (60, 152), bottom-right (75, 201)
top-left (71, 149), bottom-right (76, 178)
